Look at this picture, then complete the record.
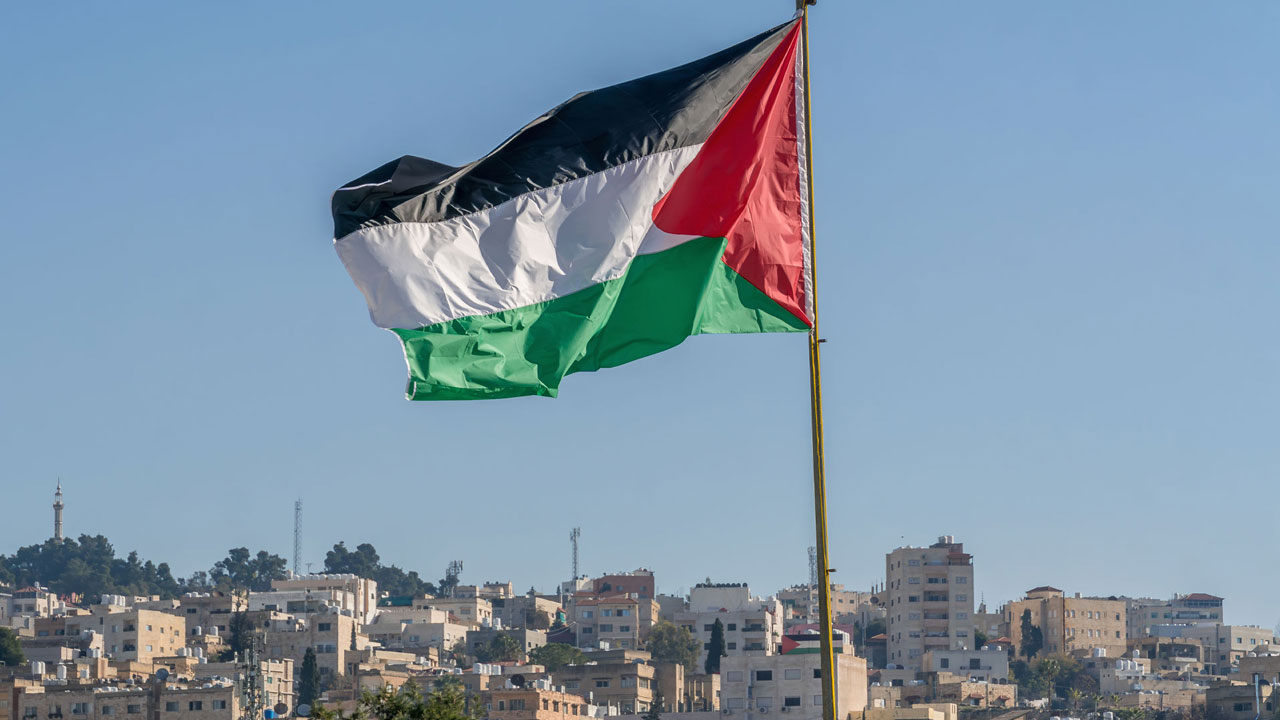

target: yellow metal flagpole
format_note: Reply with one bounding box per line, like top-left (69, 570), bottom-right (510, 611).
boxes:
top-left (795, 2), bottom-right (839, 720)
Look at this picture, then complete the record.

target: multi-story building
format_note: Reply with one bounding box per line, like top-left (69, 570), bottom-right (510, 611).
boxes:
top-left (262, 611), bottom-right (363, 681)
top-left (12, 679), bottom-right (240, 720)
top-left (1004, 587), bottom-right (1125, 659)
top-left (485, 683), bottom-right (607, 720)
top-left (467, 627), bottom-right (547, 659)
top-left (168, 591), bottom-right (246, 638)
top-left (778, 584), bottom-right (877, 627)
top-left (551, 655), bottom-right (661, 713)
top-left (270, 574), bottom-right (379, 624)
top-left (921, 648), bottom-right (1008, 682)
top-left (572, 595), bottom-right (659, 650)
top-left (885, 537), bottom-right (975, 670)
top-left (1208, 682), bottom-right (1274, 720)
top-left (718, 631), bottom-right (867, 720)
top-left (592, 570), bottom-right (656, 599)
top-left (3, 587), bottom-right (64, 621)
top-left (457, 582), bottom-right (516, 600)
top-left (492, 594), bottom-right (564, 630)
top-left (1150, 624), bottom-right (1279, 674)
top-left (424, 597), bottom-right (495, 628)
top-left (673, 584), bottom-right (784, 667)
top-left (1126, 594), bottom-right (1224, 638)
top-left (65, 606), bottom-right (186, 663)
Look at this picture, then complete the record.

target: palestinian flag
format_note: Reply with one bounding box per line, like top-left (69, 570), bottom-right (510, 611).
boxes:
top-left (333, 18), bottom-right (812, 400)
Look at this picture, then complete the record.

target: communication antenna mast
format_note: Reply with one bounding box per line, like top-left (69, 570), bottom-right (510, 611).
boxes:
top-left (238, 635), bottom-right (265, 720)
top-left (293, 499), bottom-right (303, 576)
top-left (570, 527), bottom-right (581, 579)
top-left (808, 546), bottom-right (818, 621)
top-left (444, 560), bottom-right (464, 597)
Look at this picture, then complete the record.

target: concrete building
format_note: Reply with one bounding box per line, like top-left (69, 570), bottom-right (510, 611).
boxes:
top-left (592, 570), bottom-right (656, 599)
top-left (921, 648), bottom-right (1008, 682)
top-left (12, 678), bottom-right (240, 720)
top-left (168, 591), bottom-right (246, 638)
top-left (270, 574), bottom-right (379, 623)
top-left (458, 582), bottom-right (516, 600)
top-left (1150, 624), bottom-right (1280, 674)
top-left (262, 611), bottom-right (364, 681)
top-left (885, 537), bottom-right (975, 670)
top-left (1208, 681), bottom-right (1274, 720)
top-left (425, 597), bottom-right (495, 628)
top-left (1003, 587), bottom-right (1126, 659)
top-left (1127, 594), bottom-right (1224, 638)
top-left (718, 630), bottom-right (867, 720)
top-left (572, 595), bottom-right (659, 650)
top-left (485, 683), bottom-right (607, 720)
top-left (673, 584), bottom-right (784, 667)
top-left (551, 655), bottom-right (660, 713)
top-left (66, 606), bottom-right (186, 663)
top-left (493, 594), bottom-right (563, 630)
top-left (467, 627), bottom-right (548, 659)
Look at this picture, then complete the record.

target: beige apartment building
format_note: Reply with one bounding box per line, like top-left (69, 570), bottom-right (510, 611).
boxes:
top-left (12, 679), bottom-right (239, 720)
top-left (885, 537), bottom-right (976, 670)
top-left (552, 657), bottom-right (660, 713)
top-left (485, 685), bottom-right (603, 720)
top-left (1152, 624), bottom-right (1279, 674)
top-left (262, 612), bottom-right (363, 681)
top-left (719, 633), bottom-right (867, 720)
top-left (1126, 594), bottom-right (1224, 638)
top-left (573, 595), bottom-right (659, 650)
top-left (271, 574), bottom-right (379, 623)
top-left (168, 591), bottom-right (246, 637)
top-left (426, 596), bottom-right (495, 628)
top-left (673, 584), bottom-right (784, 667)
top-left (1004, 587), bottom-right (1125, 658)
top-left (64, 607), bottom-right (186, 663)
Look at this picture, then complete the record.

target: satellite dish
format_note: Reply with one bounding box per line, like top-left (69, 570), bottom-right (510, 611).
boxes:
top-left (155, 668), bottom-right (170, 682)
top-left (511, 674), bottom-right (526, 688)
top-left (296, 704), bottom-right (312, 718)
top-left (274, 704), bottom-right (288, 716)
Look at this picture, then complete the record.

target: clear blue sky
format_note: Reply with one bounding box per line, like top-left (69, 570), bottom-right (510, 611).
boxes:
top-left (2, 1), bottom-right (1277, 626)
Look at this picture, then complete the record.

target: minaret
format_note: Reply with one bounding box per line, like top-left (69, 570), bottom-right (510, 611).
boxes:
top-left (53, 482), bottom-right (64, 542)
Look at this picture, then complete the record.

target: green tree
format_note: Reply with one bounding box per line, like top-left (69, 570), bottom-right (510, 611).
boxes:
top-left (705, 619), bottom-right (727, 674)
top-left (646, 621), bottom-right (701, 673)
top-left (1019, 609), bottom-right (1043, 658)
top-left (315, 681), bottom-right (473, 720)
top-left (209, 548), bottom-right (287, 592)
top-left (299, 648), bottom-right (321, 708)
top-left (220, 611), bottom-right (253, 661)
top-left (643, 686), bottom-right (665, 720)
top-left (528, 644), bottom-right (587, 672)
top-left (0, 627), bottom-right (25, 668)
top-left (973, 629), bottom-right (989, 649)
top-left (324, 542), bottom-right (437, 597)
top-left (475, 633), bottom-right (523, 663)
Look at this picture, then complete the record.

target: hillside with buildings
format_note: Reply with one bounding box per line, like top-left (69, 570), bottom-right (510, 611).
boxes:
top-left (2, 491), bottom-right (1276, 720)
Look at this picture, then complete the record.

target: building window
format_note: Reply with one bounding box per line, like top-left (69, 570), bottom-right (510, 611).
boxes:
top-left (603, 610), bottom-right (613, 617)
top-left (955, 577), bottom-right (967, 584)
top-left (728, 624), bottom-right (737, 631)
top-left (727, 642), bottom-right (737, 650)
top-left (72, 703), bottom-right (90, 715)
top-left (784, 669), bottom-right (801, 680)
top-left (510, 700), bottom-right (526, 711)
top-left (566, 681), bottom-right (580, 689)
top-left (726, 699), bottom-right (746, 710)
top-left (908, 560), bottom-right (920, 566)
top-left (213, 701), bottom-right (227, 710)
top-left (620, 625), bottom-right (631, 632)
top-left (582, 627), bottom-right (592, 634)
top-left (813, 669), bottom-right (822, 679)
top-left (600, 624), bottom-right (613, 632)
top-left (595, 680), bottom-right (610, 688)
top-left (102, 709), bottom-right (115, 717)
top-left (755, 670), bottom-right (773, 682)
top-left (704, 624), bottom-right (714, 632)
top-left (726, 671), bottom-right (744, 683)
top-left (940, 658), bottom-right (950, 669)
top-left (814, 696), bottom-right (823, 706)
top-left (188, 702), bottom-right (203, 711)
top-left (622, 677), bottom-right (637, 688)
top-left (318, 623), bottom-right (332, 631)
top-left (784, 697), bottom-right (802, 708)
top-left (126, 706), bottom-right (142, 715)
top-left (165, 703), bottom-right (179, 712)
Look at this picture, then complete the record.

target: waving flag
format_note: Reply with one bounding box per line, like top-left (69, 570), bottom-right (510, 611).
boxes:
top-left (333, 19), bottom-right (811, 400)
